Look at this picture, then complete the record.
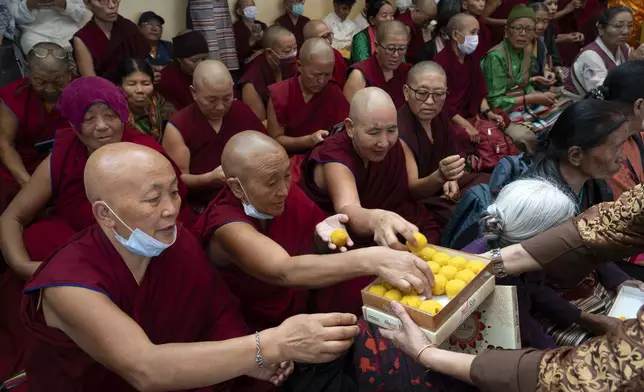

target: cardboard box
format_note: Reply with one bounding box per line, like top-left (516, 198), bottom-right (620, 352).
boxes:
top-left (361, 245), bottom-right (495, 345)
top-left (608, 286), bottom-right (644, 320)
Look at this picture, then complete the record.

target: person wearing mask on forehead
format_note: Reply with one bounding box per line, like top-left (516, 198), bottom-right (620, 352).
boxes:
top-left (303, 20), bottom-right (348, 88)
top-left (138, 11), bottom-right (173, 69)
top-left (396, 0), bottom-right (437, 64)
top-left (239, 25), bottom-right (297, 123)
top-left (232, 0), bottom-right (266, 72)
top-left (350, 0), bottom-right (395, 63)
top-left (276, 0), bottom-right (310, 50)
top-left (156, 30), bottom-right (209, 110)
top-left (323, 0), bottom-right (359, 57)
top-left (72, 0), bottom-right (149, 80)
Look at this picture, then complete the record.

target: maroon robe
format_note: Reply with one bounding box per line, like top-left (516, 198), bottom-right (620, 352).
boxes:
top-left (157, 62), bottom-right (194, 110)
top-left (269, 76), bottom-right (349, 142)
top-left (332, 48), bottom-right (348, 88)
top-left (22, 224), bottom-right (248, 392)
top-left (73, 16), bottom-right (149, 81)
top-left (275, 13), bottom-right (311, 50)
top-left (397, 12), bottom-right (424, 64)
top-left (0, 78), bottom-right (70, 213)
top-left (556, 0), bottom-right (603, 65)
top-left (239, 53), bottom-right (295, 108)
top-left (233, 20), bottom-right (268, 70)
top-left (488, 0), bottom-right (527, 46)
top-left (168, 101), bottom-right (266, 209)
top-left (349, 56), bottom-right (412, 109)
top-left (473, 18), bottom-right (493, 59)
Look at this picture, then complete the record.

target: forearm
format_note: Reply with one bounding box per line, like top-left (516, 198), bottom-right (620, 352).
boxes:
top-left (498, 244), bottom-right (543, 275)
top-left (180, 172), bottom-right (223, 189)
top-left (487, 95), bottom-right (517, 111)
top-left (338, 205), bottom-right (377, 237)
top-left (554, 8), bottom-right (573, 20)
top-left (419, 348), bottom-right (474, 385)
top-left (480, 99), bottom-right (491, 113)
top-left (0, 217), bottom-right (38, 279)
top-left (0, 144), bottom-right (31, 185)
top-left (275, 134), bottom-right (314, 155)
top-left (409, 171), bottom-right (445, 200)
top-left (481, 17), bottom-right (506, 26)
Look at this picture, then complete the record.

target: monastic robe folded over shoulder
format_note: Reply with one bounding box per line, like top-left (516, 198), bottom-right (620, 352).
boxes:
top-left (269, 77), bottom-right (349, 142)
top-left (299, 131), bottom-right (442, 244)
top-left (239, 53), bottom-right (293, 108)
top-left (22, 224), bottom-right (248, 392)
top-left (157, 62), bottom-right (194, 110)
top-left (396, 12), bottom-right (424, 64)
top-left (473, 18), bottom-right (493, 59)
top-left (168, 101), bottom-right (266, 209)
top-left (233, 20), bottom-right (268, 70)
top-left (332, 48), bottom-right (349, 88)
top-left (349, 56), bottom-right (412, 109)
top-left (72, 16), bottom-right (149, 81)
top-left (194, 185), bottom-right (322, 329)
top-left (275, 13), bottom-right (311, 50)
top-left (0, 78), bottom-right (70, 213)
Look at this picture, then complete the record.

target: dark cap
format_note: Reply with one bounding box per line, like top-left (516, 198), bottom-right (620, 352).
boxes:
top-left (138, 11), bottom-right (165, 26)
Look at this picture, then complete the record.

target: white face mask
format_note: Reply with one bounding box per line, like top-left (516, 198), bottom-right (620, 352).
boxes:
top-left (243, 6), bottom-right (258, 20)
top-left (457, 32), bottom-right (479, 55)
top-left (102, 202), bottom-right (177, 257)
top-left (396, 0), bottom-right (413, 12)
top-left (236, 179), bottom-right (274, 220)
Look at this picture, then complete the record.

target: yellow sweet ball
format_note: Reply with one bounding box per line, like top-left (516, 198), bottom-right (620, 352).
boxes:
top-left (416, 247), bottom-right (437, 261)
top-left (400, 295), bottom-right (423, 308)
top-left (330, 229), bottom-right (349, 247)
top-left (432, 252), bottom-right (451, 266)
top-left (427, 261), bottom-right (441, 275)
top-left (455, 269), bottom-right (476, 284)
top-left (368, 284), bottom-right (388, 296)
top-left (446, 279), bottom-right (467, 299)
top-left (384, 289), bottom-right (403, 301)
top-left (448, 256), bottom-right (468, 271)
top-left (419, 300), bottom-right (443, 316)
top-left (432, 274), bottom-right (447, 296)
top-left (406, 232), bottom-right (428, 253)
top-left (466, 260), bottom-right (486, 275)
top-left (382, 281), bottom-right (393, 290)
top-left (439, 265), bottom-right (458, 280)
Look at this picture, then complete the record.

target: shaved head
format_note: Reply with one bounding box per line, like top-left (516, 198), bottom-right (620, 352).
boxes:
top-left (349, 87), bottom-right (396, 124)
top-left (300, 38), bottom-right (335, 66)
top-left (407, 61), bottom-right (445, 86)
top-left (222, 131), bottom-right (288, 179)
top-left (415, 0), bottom-right (438, 17)
top-left (85, 143), bottom-right (174, 204)
top-left (446, 13), bottom-right (478, 36)
top-left (303, 20), bottom-right (331, 40)
top-left (28, 42), bottom-right (69, 73)
top-left (262, 25), bottom-right (296, 50)
top-left (376, 20), bottom-right (409, 43)
top-left (192, 60), bottom-right (233, 90)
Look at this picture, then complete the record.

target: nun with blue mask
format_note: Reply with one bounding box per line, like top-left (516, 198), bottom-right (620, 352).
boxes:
top-left (276, 0), bottom-right (311, 50)
top-left (233, 0), bottom-right (267, 69)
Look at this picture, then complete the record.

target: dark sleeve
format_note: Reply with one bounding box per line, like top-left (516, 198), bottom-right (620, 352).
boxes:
top-left (416, 40), bottom-right (437, 62)
top-left (470, 349), bottom-right (544, 392)
top-left (206, 259), bottom-right (249, 340)
top-left (596, 262), bottom-right (630, 290)
top-left (524, 273), bottom-right (581, 326)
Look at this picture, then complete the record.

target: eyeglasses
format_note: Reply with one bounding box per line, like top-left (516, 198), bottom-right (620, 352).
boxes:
top-left (377, 43), bottom-right (408, 55)
top-left (407, 85), bottom-right (447, 102)
top-left (508, 25), bottom-right (535, 34)
top-left (29, 47), bottom-right (68, 60)
top-left (96, 0), bottom-right (120, 6)
top-left (142, 22), bottom-right (162, 29)
top-left (606, 23), bottom-right (634, 32)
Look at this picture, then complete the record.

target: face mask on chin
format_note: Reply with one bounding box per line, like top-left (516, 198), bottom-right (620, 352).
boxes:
top-left (236, 179), bottom-right (274, 220)
top-left (270, 49), bottom-right (297, 78)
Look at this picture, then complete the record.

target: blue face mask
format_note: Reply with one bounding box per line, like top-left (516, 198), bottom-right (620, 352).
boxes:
top-left (102, 202), bottom-right (177, 257)
top-left (292, 3), bottom-right (305, 17)
top-left (237, 179), bottom-right (274, 220)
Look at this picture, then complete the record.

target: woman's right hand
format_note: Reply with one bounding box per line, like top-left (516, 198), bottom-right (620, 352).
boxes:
top-left (379, 301), bottom-right (435, 359)
top-left (526, 92), bottom-right (556, 106)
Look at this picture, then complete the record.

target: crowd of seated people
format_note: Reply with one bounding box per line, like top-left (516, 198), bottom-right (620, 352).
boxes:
top-left (2, 0), bottom-right (644, 391)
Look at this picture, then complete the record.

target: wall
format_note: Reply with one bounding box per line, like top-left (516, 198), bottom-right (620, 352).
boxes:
top-left (119, 0), bottom-right (366, 41)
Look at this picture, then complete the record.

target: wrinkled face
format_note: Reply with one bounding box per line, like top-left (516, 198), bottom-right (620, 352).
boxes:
top-left (103, 161), bottom-right (180, 245)
top-left (76, 103), bottom-right (124, 152)
top-left (121, 71), bottom-right (154, 110)
top-left (375, 33), bottom-right (409, 71)
top-left (178, 53), bottom-right (208, 76)
top-left (534, 10), bottom-right (549, 38)
top-left (87, 0), bottom-right (120, 23)
top-left (139, 19), bottom-right (163, 42)
top-left (506, 18), bottom-right (536, 49)
top-left (298, 57), bottom-right (334, 94)
top-left (334, 4), bottom-right (353, 21)
top-left (29, 66), bottom-right (70, 103)
top-left (462, 0), bottom-right (485, 16)
top-left (403, 72), bottom-right (447, 122)
top-left (370, 4), bottom-right (395, 27)
top-left (346, 104), bottom-right (399, 163)
top-left (192, 80), bottom-right (234, 121)
top-left (543, 0), bottom-right (557, 19)
top-left (267, 34), bottom-right (298, 65)
top-left (230, 152), bottom-right (292, 217)
top-left (453, 16), bottom-right (480, 44)
top-left (599, 11), bottom-right (633, 48)
top-left (572, 122), bottom-right (631, 180)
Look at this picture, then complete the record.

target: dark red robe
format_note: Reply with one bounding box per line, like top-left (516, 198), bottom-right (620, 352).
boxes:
top-left (22, 224), bottom-right (248, 392)
top-left (332, 48), bottom-right (348, 88)
top-left (556, 0), bottom-right (603, 65)
top-left (72, 16), bottom-right (149, 81)
top-left (473, 18), bottom-right (493, 59)
top-left (157, 62), bottom-right (194, 110)
top-left (0, 78), bottom-right (70, 214)
top-left (239, 53), bottom-right (295, 108)
top-left (168, 101), bottom-right (266, 209)
top-left (488, 0), bottom-right (527, 47)
top-left (233, 20), bottom-right (268, 71)
top-left (275, 13), bottom-right (311, 50)
top-left (268, 77), bottom-right (349, 142)
top-left (349, 56), bottom-right (412, 109)
top-left (396, 12), bottom-right (424, 64)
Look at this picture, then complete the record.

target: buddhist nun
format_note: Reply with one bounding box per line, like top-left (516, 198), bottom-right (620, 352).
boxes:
top-left (21, 142), bottom-right (359, 391)
top-left (344, 20), bottom-right (412, 109)
top-left (396, 0), bottom-right (437, 64)
top-left (303, 19), bottom-right (349, 88)
top-left (267, 38), bottom-right (349, 156)
top-left (275, 0), bottom-right (312, 49)
top-left (460, 0), bottom-right (493, 58)
top-left (163, 60), bottom-right (266, 213)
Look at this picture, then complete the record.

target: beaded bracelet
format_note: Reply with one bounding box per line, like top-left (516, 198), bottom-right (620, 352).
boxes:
top-left (255, 331), bottom-right (264, 368)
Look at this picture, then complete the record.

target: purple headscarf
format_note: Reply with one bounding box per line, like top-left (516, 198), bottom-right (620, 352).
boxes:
top-left (57, 76), bottom-right (130, 132)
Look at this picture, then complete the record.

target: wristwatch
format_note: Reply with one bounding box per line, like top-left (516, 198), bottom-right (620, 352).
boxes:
top-left (481, 108), bottom-right (492, 119)
top-left (490, 248), bottom-right (507, 278)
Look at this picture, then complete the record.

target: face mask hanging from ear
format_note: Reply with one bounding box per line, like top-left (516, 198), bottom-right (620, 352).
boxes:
top-left (102, 202), bottom-right (177, 257)
top-left (457, 32), bottom-right (479, 55)
top-left (236, 179), bottom-right (274, 220)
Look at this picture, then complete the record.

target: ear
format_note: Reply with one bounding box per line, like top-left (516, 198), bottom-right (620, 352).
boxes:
top-left (227, 177), bottom-right (245, 201)
top-left (567, 146), bottom-right (583, 167)
top-left (403, 84), bottom-right (411, 103)
top-left (93, 201), bottom-right (117, 229)
top-left (296, 59), bottom-right (303, 74)
top-left (634, 98), bottom-right (644, 117)
top-left (190, 85), bottom-right (197, 101)
top-left (344, 118), bottom-right (355, 138)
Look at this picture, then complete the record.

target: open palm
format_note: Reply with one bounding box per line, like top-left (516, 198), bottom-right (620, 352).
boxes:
top-left (316, 214), bottom-right (354, 252)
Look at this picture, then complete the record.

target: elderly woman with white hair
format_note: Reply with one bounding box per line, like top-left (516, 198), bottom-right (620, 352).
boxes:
top-left (462, 178), bottom-right (622, 349)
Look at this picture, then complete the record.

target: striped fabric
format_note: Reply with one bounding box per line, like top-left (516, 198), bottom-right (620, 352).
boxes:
top-left (189, 0), bottom-right (239, 71)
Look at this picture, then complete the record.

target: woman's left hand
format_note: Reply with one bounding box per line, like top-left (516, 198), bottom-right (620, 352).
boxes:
top-left (487, 112), bottom-right (505, 128)
top-left (379, 301), bottom-right (434, 359)
top-left (617, 279), bottom-right (644, 293)
top-left (316, 214), bottom-right (354, 252)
